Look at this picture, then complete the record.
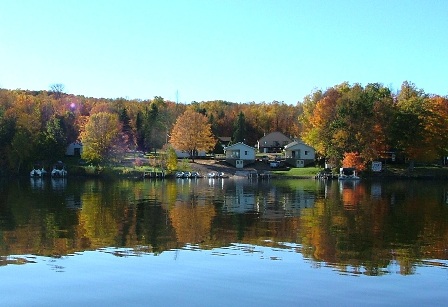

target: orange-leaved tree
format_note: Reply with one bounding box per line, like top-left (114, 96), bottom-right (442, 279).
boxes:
top-left (342, 152), bottom-right (366, 171)
top-left (170, 109), bottom-right (216, 162)
top-left (420, 96), bottom-right (448, 162)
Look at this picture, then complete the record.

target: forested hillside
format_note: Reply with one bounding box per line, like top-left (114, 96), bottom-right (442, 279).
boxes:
top-left (0, 80), bottom-right (446, 175)
top-left (300, 81), bottom-right (448, 167)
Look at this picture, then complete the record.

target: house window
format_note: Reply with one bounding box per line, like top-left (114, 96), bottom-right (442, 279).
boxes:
top-left (305, 151), bottom-right (309, 156)
top-left (244, 151), bottom-right (248, 156)
top-left (231, 151), bottom-right (240, 158)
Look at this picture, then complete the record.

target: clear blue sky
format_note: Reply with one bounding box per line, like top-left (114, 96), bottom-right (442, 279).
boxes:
top-left (1, 0), bottom-right (447, 104)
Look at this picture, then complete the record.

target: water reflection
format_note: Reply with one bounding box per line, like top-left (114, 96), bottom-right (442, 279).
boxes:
top-left (222, 181), bottom-right (257, 214)
top-left (1, 177), bottom-right (448, 276)
top-left (30, 177), bottom-right (45, 190)
top-left (51, 178), bottom-right (67, 191)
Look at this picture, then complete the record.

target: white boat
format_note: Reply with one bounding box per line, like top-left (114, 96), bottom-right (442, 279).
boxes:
top-left (338, 167), bottom-right (360, 180)
top-left (51, 161), bottom-right (67, 178)
top-left (207, 172), bottom-right (217, 178)
top-left (218, 172), bottom-right (229, 178)
top-left (30, 168), bottom-right (47, 177)
top-left (208, 171), bottom-right (228, 178)
top-left (190, 172), bottom-right (202, 178)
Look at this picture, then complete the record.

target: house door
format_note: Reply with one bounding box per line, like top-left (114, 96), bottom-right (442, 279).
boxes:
top-left (236, 160), bottom-right (244, 169)
top-left (296, 160), bottom-right (304, 168)
top-left (74, 148), bottom-right (81, 157)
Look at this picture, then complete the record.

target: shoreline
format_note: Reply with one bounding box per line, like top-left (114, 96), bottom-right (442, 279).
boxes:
top-left (17, 159), bottom-right (448, 180)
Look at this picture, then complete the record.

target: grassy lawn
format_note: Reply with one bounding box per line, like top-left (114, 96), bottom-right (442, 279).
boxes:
top-left (375, 164), bottom-right (448, 178)
top-left (271, 167), bottom-right (321, 177)
top-left (271, 164), bottom-right (448, 179)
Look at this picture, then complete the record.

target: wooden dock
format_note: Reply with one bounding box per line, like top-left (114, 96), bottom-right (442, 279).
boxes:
top-left (143, 171), bottom-right (165, 178)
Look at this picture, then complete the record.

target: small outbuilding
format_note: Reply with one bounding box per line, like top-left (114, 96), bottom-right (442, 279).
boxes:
top-left (224, 142), bottom-right (256, 168)
top-left (284, 140), bottom-right (315, 167)
top-left (175, 149), bottom-right (206, 159)
top-left (66, 141), bottom-right (83, 157)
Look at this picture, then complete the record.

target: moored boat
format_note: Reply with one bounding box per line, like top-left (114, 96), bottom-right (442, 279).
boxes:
top-left (176, 171), bottom-right (203, 179)
top-left (175, 171), bottom-right (185, 178)
top-left (51, 161), bottom-right (67, 178)
top-left (30, 168), bottom-right (47, 177)
top-left (338, 167), bottom-right (360, 180)
top-left (218, 172), bottom-right (229, 178)
top-left (208, 171), bottom-right (228, 178)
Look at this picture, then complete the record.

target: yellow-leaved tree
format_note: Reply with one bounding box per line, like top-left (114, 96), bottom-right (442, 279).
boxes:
top-left (165, 146), bottom-right (178, 172)
top-left (81, 112), bottom-right (124, 164)
top-left (170, 109), bottom-right (216, 162)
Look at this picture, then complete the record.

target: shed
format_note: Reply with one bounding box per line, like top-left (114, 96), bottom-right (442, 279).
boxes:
top-left (175, 149), bottom-right (206, 159)
top-left (66, 141), bottom-right (83, 156)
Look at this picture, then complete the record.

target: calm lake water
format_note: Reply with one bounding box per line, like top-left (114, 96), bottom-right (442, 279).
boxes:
top-left (1, 176), bottom-right (447, 306)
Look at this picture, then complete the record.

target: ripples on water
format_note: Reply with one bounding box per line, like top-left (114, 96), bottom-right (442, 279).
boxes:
top-left (1, 177), bottom-right (448, 305)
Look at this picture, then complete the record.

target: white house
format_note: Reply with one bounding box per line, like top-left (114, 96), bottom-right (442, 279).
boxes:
top-left (284, 140), bottom-right (316, 167)
top-left (66, 141), bottom-right (83, 156)
top-left (224, 142), bottom-right (256, 168)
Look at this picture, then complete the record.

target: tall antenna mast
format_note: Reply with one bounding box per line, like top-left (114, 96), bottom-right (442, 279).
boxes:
top-left (176, 90), bottom-right (179, 104)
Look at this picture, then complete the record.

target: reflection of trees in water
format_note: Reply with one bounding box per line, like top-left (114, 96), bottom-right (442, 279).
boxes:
top-left (339, 181), bottom-right (366, 210)
top-left (169, 199), bottom-right (216, 244)
top-left (1, 179), bottom-right (448, 275)
top-left (134, 200), bottom-right (175, 254)
top-left (299, 180), bottom-right (448, 275)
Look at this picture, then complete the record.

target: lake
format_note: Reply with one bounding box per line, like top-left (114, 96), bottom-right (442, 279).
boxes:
top-left (1, 177), bottom-right (447, 306)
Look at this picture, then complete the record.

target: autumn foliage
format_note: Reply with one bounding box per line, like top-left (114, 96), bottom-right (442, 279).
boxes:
top-left (300, 81), bottom-right (448, 166)
top-left (169, 109), bottom-right (216, 160)
top-left (342, 152), bottom-right (366, 171)
top-left (81, 112), bottom-right (124, 163)
top-left (0, 80), bottom-right (447, 174)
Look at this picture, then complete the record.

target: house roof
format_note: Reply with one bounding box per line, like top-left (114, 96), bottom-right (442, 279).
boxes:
top-left (224, 142), bottom-right (256, 151)
top-left (217, 136), bottom-right (232, 142)
top-left (258, 131), bottom-right (292, 145)
top-left (284, 140), bottom-right (315, 151)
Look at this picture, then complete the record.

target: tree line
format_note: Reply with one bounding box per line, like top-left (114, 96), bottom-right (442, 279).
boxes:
top-left (0, 80), bottom-right (446, 174)
top-left (300, 81), bottom-right (448, 168)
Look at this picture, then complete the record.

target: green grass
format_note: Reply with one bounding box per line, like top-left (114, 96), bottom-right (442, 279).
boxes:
top-left (271, 167), bottom-right (321, 177)
top-left (372, 164), bottom-right (448, 178)
top-left (271, 165), bottom-right (436, 178)
top-left (271, 164), bottom-right (448, 179)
